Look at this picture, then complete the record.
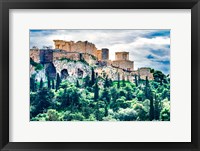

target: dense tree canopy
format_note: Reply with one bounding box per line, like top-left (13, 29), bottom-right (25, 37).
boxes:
top-left (30, 68), bottom-right (170, 121)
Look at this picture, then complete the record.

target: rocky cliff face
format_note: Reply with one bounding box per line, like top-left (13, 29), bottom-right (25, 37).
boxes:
top-left (54, 60), bottom-right (92, 83)
top-left (95, 66), bottom-right (134, 82)
top-left (30, 66), bottom-right (47, 82)
top-left (30, 59), bottom-right (92, 83)
top-left (30, 57), bottom-right (153, 85)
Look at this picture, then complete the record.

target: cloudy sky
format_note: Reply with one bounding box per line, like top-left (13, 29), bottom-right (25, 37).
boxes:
top-left (30, 29), bottom-right (170, 74)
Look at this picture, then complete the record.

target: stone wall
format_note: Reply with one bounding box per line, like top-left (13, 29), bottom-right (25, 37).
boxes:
top-left (30, 49), bottom-right (40, 62)
top-left (30, 48), bottom-right (97, 66)
top-left (54, 40), bottom-right (97, 57)
top-left (138, 68), bottom-right (154, 80)
top-left (112, 60), bottom-right (134, 71)
top-left (115, 52), bottom-right (129, 60)
top-left (53, 51), bottom-right (80, 61)
top-left (131, 68), bottom-right (154, 80)
top-left (97, 50), bottom-right (102, 60)
top-left (95, 66), bottom-right (134, 82)
top-left (40, 49), bottom-right (53, 64)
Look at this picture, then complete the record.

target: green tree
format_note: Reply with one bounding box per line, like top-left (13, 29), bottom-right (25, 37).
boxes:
top-left (30, 77), bottom-right (35, 92)
top-left (31, 87), bottom-right (54, 117)
top-left (122, 75), bottom-right (126, 87)
top-left (65, 86), bottom-right (81, 111)
top-left (94, 81), bottom-right (99, 101)
top-left (138, 73), bottom-right (141, 84)
top-left (39, 78), bottom-right (43, 89)
top-left (64, 112), bottom-right (85, 121)
top-left (101, 88), bottom-right (111, 103)
top-left (145, 76), bottom-right (149, 99)
top-left (149, 93), bottom-right (154, 121)
top-left (160, 99), bottom-right (170, 121)
top-left (133, 103), bottom-right (148, 121)
top-left (110, 86), bottom-right (119, 103)
top-left (154, 96), bottom-right (161, 120)
top-left (144, 76), bottom-right (154, 120)
top-left (76, 80), bottom-right (80, 88)
top-left (47, 76), bottom-right (51, 89)
top-left (91, 67), bottom-right (95, 85)
top-left (47, 109), bottom-right (63, 121)
top-left (125, 85), bottom-right (134, 100)
top-left (34, 79), bottom-right (38, 92)
top-left (84, 75), bottom-right (90, 87)
top-left (153, 70), bottom-right (165, 85)
top-left (56, 73), bottom-right (61, 91)
top-left (117, 73), bottom-right (120, 89)
top-left (95, 107), bottom-right (106, 121)
top-left (136, 90), bottom-right (145, 101)
top-left (52, 79), bottom-right (55, 89)
top-left (134, 74), bottom-right (138, 87)
top-left (115, 108), bottom-right (137, 121)
top-left (104, 76), bottom-right (109, 88)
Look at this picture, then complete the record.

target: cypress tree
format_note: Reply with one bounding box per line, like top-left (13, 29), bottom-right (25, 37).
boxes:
top-left (105, 105), bottom-right (108, 117)
top-left (117, 73), bottom-right (120, 89)
top-left (109, 79), bottom-right (113, 87)
top-left (94, 80), bottom-right (99, 101)
top-left (134, 74), bottom-right (138, 87)
top-left (84, 75), bottom-right (90, 87)
top-left (91, 67), bottom-right (95, 85)
top-left (122, 74), bottom-right (126, 87)
top-left (95, 102), bottom-right (100, 121)
top-left (149, 93), bottom-right (155, 121)
top-left (52, 79), bottom-right (55, 89)
top-left (30, 77), bottom-right (35, 92)
top-left (35, 79), bottom-right (38, 91)
top-left (145, 76), bottom-right (149, 99)
top-left (56, 73), bottom-right (61, 91)
top-left (154, 94), bottom-right (160, 120)
top-left (39, 78), bottom-right (43, 89)
top-left (47, 76), bottom-right (51, 89)
top-left (144, 76), bottom-right (154, 120)
top-left (104, 76), bottom-right (109, 88)
top-left (137, 68), bottom-right (141, 85)
top-left (76, 80), bottom-right (80, 88)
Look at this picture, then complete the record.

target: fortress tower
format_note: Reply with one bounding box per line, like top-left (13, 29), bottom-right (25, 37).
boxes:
top-left (101, 48), bottom-right (109, 60)
top-left (115, 52), bottom-right (129, 60)
top-left (112, 52), bottom-right (134, 71)
top-left (97, 48), bottom-right (109, 61)
top-left (39, 49), bottom-right (53, 64)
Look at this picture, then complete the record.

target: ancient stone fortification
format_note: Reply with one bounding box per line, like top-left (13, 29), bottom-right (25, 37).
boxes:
top-left (54, 40), bottom-right (97, 57)
top-left (30, 40), bottom-right (134, 71)
top-left (30, 40), bottom-right (154, 81)
top-left (138, 67), bottom-right (154, 80)
top-left (112, 52), bottom-right (134, 71)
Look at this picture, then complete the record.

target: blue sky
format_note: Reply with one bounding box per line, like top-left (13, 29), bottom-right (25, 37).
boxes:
top-left (30, 29), bottom-right (170, 74)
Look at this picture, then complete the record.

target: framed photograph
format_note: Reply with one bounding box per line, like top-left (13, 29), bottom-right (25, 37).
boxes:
top-left (0, 0), bottom-right (200, 150)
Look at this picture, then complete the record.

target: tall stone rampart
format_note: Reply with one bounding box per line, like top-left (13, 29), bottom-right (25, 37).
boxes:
top-left (54, 40), bottom-right (97, 57)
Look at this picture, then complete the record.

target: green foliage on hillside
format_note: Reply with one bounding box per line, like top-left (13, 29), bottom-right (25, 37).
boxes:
top-left (30, 69), bottom-right (170, 121)
top-left (30, 58), bottom-right (43, 71)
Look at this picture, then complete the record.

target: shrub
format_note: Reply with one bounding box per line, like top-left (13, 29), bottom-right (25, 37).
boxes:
top-left (114, 108), bottom-right (137, 121)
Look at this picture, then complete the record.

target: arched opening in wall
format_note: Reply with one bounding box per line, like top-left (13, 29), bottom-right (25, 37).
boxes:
top-left (77, 68), bottom-right (84, 78)
top-left (61, 69), bottom-right (69, 79)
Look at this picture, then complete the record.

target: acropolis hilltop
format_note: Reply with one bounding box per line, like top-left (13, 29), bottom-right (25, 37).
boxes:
top-left (30, 40), bottom-right (153, 82)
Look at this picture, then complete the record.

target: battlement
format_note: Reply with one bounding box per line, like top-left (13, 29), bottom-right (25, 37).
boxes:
top-left (53, 40), bottom-right (97, 57)
top-left (115, 51), bottom-right (129, 60)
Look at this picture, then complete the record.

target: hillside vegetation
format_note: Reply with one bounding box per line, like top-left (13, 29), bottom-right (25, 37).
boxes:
top-left (30, 60), bottom-right (170, 121)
